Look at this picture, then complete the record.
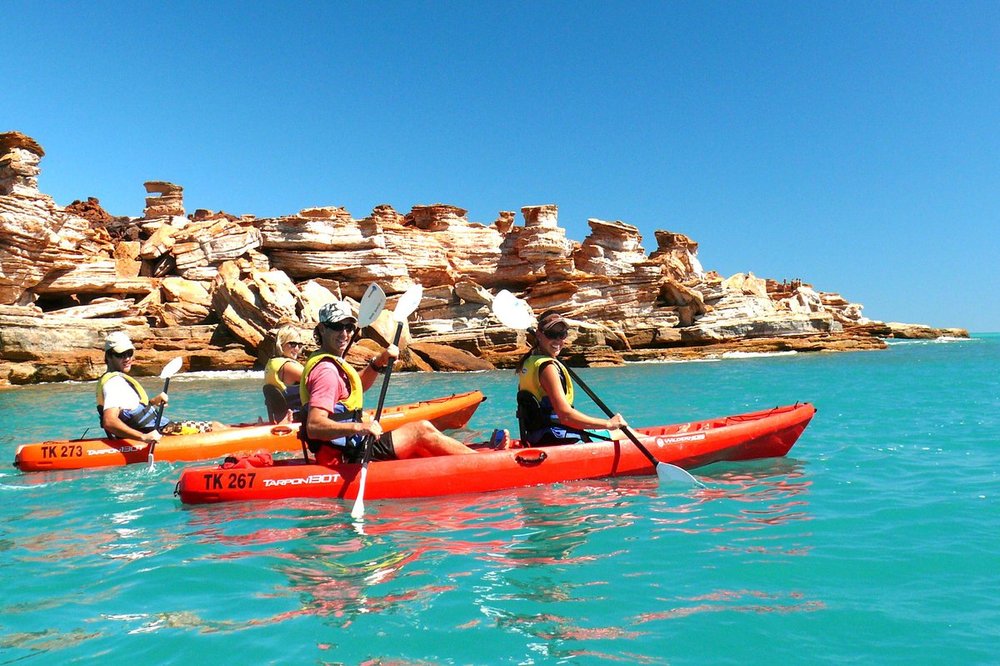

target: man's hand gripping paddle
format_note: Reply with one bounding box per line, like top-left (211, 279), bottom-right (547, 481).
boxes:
top-left (350, 283), bottom-right (424, 521)
top-left (147, 356), bottom-right (184, 467)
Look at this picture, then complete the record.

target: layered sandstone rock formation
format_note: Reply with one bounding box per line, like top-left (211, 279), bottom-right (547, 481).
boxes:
top-left (0, 131), bottom-right (967, 385)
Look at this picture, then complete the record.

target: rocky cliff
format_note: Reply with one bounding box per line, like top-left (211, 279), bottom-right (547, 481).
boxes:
top-left (0, 131), bottom-right (967, 385)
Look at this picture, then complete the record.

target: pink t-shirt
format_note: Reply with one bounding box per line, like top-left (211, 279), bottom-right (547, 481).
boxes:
top-left (305, 360), bottom-right (350, 414)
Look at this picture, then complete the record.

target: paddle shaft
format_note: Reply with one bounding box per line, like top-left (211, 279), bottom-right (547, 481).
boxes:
top-left (373, 324), bottom-right (403, 424)
top-left (148, 376), bottom-right (172, 462)
top-left (361, 321), bottom-right (404, 466)
top-left (351, 321), bottom-right (403, 520)
top-left (561, 365), bottom-right (662, 470)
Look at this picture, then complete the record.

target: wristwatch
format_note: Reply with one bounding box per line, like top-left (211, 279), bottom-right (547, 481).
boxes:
top-left (369, 358), bottom-right (388, 374)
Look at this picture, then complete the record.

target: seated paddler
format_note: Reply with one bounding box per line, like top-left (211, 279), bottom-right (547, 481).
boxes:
top-left (262, 323), bottom-right (306, 422)
top-left (96, 331), bottom-right (224, 442)
top-left (515, 310), bottom-right (628, 446)
top-left (301, 299), bottom-right (476, 465)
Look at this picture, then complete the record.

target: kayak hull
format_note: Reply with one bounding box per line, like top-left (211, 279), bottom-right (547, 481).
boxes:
top-left (175, 402), bottom-right (816, 505)
top-left (12, 390), bottom-right (485, 472)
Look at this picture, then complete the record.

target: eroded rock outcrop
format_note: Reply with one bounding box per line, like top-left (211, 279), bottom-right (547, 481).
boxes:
top-left (0, 131), bottom-right (969, 385)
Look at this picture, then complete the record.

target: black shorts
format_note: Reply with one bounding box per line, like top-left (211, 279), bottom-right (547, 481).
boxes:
top-left (342, 432), bottom-right (395, 464)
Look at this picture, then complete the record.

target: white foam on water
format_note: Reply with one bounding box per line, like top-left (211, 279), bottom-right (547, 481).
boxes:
top-left (887, 336), bottom-right (976, 346)
top-left (720, 350), bottom-right (799, 359)
top-left (171, 370), bottom-right (263, 382)
top-left (626, 357), bottom-right (723, 365)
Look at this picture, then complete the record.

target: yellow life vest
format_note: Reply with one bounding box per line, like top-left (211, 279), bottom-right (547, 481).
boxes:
top-left (96, 371), bottom-right (149, 410)
top-left (299, 352), bottom-right (364, 412)
top-left (95, 371), bottom-right (160, 435)
top-left (264, 357), bottom-right (297, 392)
top-left (517, 355), bottom-right (574, 405)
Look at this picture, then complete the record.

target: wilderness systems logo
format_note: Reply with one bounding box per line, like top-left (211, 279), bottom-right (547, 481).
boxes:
top-left (653, 433), bottom-right (706, 447)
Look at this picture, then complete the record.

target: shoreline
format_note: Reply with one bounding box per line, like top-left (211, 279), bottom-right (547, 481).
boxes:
top-left (0, 131), bottom-right (969, 387)
top-left (1, 333), bottom-right (984, 392)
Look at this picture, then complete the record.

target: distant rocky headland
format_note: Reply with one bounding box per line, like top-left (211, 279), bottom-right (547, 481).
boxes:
top-left (0, 130), bottom-right (967, 386)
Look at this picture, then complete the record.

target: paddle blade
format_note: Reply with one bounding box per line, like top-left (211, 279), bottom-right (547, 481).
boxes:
top-left (358, 283), bottom-right (387, 327)
top-left (393, 283), bottom-right (424, 322)
top-left (350, 467), bottom-right (368, 520)
top-left (160, 356), bottom-right (184, 379)
top-left (656, 462), bottom-right (705, 487)
top-left (491, 289), bottom-right (536, 330)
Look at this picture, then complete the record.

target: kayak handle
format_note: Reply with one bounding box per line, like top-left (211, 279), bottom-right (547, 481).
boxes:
top-left (514, 450), bottom-right (548, 466)
top-left (270, 426), bottom-right (294, 437)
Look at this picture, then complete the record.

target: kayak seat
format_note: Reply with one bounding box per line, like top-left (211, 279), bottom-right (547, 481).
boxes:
top-left (262, 385), bottom-right (288, 424)
top-left (516, 390), bottom-right (546, 432)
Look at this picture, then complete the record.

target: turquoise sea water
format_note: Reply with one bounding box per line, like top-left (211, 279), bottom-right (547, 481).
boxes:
top-left (1, 335), bottom-right (997, 664)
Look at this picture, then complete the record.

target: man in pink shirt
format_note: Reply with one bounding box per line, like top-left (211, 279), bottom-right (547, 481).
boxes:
top-left (302, 299), bottom-right (476, 465)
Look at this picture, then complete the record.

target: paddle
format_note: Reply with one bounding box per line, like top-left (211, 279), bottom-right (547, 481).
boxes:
top-left (148, 356), bottom-right (183, 466)
top-left (490, 290), bottom-right (703, 486)
top-left (350, 283), bottom-right (424, 520)
top-left (345, 283), bottom-right (388, 357)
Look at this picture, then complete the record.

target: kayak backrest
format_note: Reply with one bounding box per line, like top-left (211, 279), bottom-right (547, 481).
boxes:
top-left (262, 385), bottom-right (288, 424)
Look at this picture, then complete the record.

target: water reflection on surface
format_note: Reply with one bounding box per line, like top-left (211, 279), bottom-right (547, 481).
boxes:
top-left (169, 459), bottom-right (818, 645)
top-left (0, 457), bottom-right (820, 658)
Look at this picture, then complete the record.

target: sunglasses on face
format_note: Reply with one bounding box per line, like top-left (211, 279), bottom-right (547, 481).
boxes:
top-left (542, 328), bottom-right (569, 340)
top-left (111, 349), bottom-right (134, 359)
top-left (287, 341), bottom-right (304, 348)
top-left (323, 321), bottom-right (357, 333)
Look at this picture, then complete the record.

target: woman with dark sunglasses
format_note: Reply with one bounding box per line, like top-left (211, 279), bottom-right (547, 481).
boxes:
top-left (514, 310), bottom-right (627, 446)
top-left (263, 324), bottom-right (307, 422)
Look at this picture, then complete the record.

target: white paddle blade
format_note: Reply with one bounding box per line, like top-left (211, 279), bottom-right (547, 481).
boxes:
top-left (393, 284), bottom-right (424, 322)
top-left (358, 283), bottom-right (387, 327)
top-left (160, 356), bottom-right (184, 380)
top-left (656, 462), bottom-right (705, 487)
top-left (350, 467), bottom-right (368, 520)
top-left (491, 290), bottom-right (536, 330)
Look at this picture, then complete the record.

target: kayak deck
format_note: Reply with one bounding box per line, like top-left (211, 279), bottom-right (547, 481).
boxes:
top-left (175, 402), bottom-right (816, 505)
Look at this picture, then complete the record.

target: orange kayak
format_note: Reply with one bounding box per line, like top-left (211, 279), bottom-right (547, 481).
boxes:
top-left (175, 402), bottom-right (816, 505)
top-left (13, 390), bottom-right (485, 472)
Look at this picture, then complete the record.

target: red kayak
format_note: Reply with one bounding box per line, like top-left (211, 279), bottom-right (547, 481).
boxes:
top-left (13, 390), bottom-right (485, 472)
top-left (175, 402), bottom-right (816, 505)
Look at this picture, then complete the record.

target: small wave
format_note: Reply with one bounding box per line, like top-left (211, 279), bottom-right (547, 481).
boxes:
top-left (172, 370), bottom-right (264, 381)
top-left (55, 369), bottom-right (265, 385)
top-left (886, 337), bottom-right (976, 346)
top-left (627, 358), bottom-right (723, 365)
top-left (0, 481), bottom-right (43, 491)
top-left (720, 351), bottom-right (799, 359)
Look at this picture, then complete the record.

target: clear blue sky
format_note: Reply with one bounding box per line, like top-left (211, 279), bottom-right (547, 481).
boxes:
top-left (5, 2), bottom-right (998, 331)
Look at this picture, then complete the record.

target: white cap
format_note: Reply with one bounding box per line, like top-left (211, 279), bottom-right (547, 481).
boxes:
top-left (104, 331), bottom-right (135, 354)
top-left (318, 300), bottom-right (357, 324)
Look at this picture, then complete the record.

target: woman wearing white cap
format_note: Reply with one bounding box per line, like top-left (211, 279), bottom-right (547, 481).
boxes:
top-left (515, 310), bottom-right (627, 446)
top-left (299, 299), bottom-right (476, 465)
